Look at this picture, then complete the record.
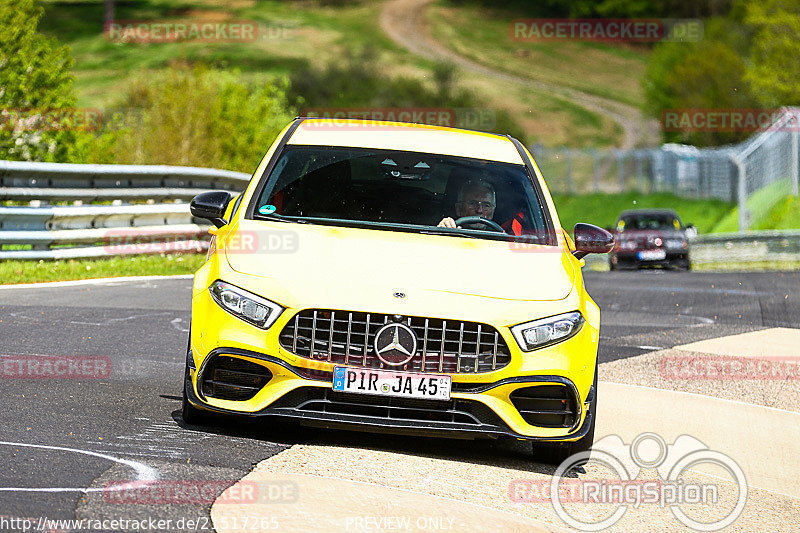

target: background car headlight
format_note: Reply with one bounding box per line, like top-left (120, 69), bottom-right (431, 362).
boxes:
top-left (209, 280), bottom-right (284, 329)
top-left (510, 312), bottom-right (585, 352)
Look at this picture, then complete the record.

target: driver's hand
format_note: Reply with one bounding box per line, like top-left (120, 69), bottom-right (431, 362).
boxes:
top-left (437, 217), bottom-right (458, 228)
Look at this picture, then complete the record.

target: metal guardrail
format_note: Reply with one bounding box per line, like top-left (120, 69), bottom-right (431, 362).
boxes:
top-left (690, 230), bottom-right (800, 264)
top-left (0, 160), bottom-right (251, 260)
top-left (2, 160), bottom-right (798, 264)
top-left (579, 229), bottom-right (800, 270)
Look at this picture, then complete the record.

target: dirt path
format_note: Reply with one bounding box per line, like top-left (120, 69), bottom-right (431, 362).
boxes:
top-left (379, 0), bottom-right (660, 149)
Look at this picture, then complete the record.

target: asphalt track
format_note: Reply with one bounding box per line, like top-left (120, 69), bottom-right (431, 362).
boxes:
top-left (0, 270), bottom-right (797, 531)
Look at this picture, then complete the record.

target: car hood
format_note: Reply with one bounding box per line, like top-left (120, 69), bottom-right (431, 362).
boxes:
top-left (225, 220), bottom-right (575, 302)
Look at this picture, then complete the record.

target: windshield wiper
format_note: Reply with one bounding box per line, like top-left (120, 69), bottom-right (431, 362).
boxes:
top-left (418, 227), bottom-right (481, 239)
top-left (252, 213), bottom-right (307, 224)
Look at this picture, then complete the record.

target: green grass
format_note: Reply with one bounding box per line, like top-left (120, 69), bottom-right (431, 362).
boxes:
top-left (552, 192), bottom-right (734, 234)
top-left (692, 260), bottom-right (800, 272)
top-left (38, 0), bottom-right (404, 107)
top-left (554, 189), bottom-right (800, 233)
top-left (0, 253), bottom-right (205, 285)
top-left (584, 257), bottom-right (800, 272)
top-left (35, 0), bottom-right (626, 147)
top-left (712, 179), bottom-right (794, 232)
top-left (755, 189), bottom-right (800, 230)
top-left (429, 1), bottom-right (649, 108)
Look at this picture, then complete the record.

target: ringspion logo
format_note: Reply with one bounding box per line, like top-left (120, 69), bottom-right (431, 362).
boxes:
top-left (529, 433), bottom-right (747, 531)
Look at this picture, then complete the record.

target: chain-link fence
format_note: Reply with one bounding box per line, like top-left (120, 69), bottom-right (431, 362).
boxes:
top-left (529, 107), bottom-right (800, 231)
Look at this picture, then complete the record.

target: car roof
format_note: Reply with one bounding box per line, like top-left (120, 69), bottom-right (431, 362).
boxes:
top-left (618, 208), bottom-right (680, 218)
top-left (287, 118), bottom-right (525, 164)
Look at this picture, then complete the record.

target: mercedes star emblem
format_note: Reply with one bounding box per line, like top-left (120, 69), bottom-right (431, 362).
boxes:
top-left (373, 323), bottom-right (417, 366)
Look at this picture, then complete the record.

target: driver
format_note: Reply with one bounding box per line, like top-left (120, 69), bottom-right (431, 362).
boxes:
top-left (437, 179), bottom-right (496, 229)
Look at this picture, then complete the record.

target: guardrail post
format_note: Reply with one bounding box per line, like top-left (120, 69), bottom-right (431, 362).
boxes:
top-left (792, 126), bottom-right (799, 196)
top-left (635, 151), bottom-right (645, 193)
top-left (591, 149), bottom-right (600, 192)
top-left (730, 152), bottom-right (749, 231)
top-left (617, 150), bottom-right (625, 193)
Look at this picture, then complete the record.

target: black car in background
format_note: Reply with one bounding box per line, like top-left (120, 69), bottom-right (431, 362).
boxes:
top-left (609, 209), bottom-right (693, 270)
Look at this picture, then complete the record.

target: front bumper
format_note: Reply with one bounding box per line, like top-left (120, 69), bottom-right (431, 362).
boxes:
top-left (187, 264), bottom-right (600, 442)
top-left (612, 250), bottom-right (690, 268)
top-left (185, 347), bottom-right (596, 442)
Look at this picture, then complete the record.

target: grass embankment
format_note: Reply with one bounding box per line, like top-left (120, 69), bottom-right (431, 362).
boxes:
top-left (0, 253), bottom-right (205, 285)
top-left (429, 1), bottom-right (649, 108)
top-left (553, 189), bottom-right (800, 233)
top-left (37, 0), bottom-right (631, 147)
top-left (552, 192), bottom-right (733, 234)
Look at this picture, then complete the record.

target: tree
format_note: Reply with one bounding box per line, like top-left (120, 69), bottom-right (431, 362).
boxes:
top-left (642, 16), bottom-right (760, 146)
top-left (0, 0), bottom-right (77, 161)
top-left (745, 0), bottom-right (800, 107)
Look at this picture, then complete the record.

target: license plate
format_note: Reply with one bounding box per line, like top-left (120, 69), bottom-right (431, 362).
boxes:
top-left (638, 249), bottom-right (666, 261)
top-left (332, 366), bottom-right (451, 400)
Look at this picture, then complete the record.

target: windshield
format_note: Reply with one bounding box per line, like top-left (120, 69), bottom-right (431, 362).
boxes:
top-left (250, 145), bottom-right (554, 244)
top-left (618, 213), bottom-right (682, 231)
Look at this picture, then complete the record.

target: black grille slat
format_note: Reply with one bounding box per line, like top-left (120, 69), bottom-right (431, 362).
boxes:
top-left (279, 310), bottom-right (511, 374)
top-left (200, 356), bottom-right (272, 401)
top-left (204, 380), bottom-right (262, 391)
top-left (270, 388), bottom-right (504, 427)
top-left (509, 385), bottom-right (578, 428)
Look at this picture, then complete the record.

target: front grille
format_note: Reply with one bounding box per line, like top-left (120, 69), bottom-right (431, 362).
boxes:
top-left (509, 385), bottom-right (578, 428)
top-left (270, 387), bottom-right (506, 427)
top-left (279, 310), bottom-right (511, 374)
top-left (200, 356), bottom-right (272, 401)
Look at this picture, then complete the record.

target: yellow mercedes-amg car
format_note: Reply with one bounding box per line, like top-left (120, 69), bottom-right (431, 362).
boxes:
top-left (183, 118), bottom-right (613, 463)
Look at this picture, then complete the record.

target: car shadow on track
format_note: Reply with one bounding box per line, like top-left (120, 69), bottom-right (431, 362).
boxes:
top-left (168, 406), bottom-right (580, 478)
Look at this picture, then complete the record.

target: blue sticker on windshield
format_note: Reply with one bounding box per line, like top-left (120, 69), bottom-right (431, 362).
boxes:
top-left (259, 205), bottom-right (277, 215)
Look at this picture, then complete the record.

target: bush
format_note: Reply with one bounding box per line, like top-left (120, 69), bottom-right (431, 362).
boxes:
top-left (288, 48), bottom-right (526, 140)
top-left (95, 67), bottom-right (294, 172)
top-left (642, 15), bottom-right (760, 147)
top-left (0, 0), bottom-right (77, 162)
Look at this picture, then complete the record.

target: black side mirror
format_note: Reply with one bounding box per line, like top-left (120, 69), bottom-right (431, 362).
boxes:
top-left (573, 223), bottom-right (614, 259)
top-left (190, 191), bottom-right (234, 228)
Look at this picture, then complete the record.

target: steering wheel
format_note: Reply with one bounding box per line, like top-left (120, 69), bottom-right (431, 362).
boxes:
top-left (454, 216), bottom-right (505, 233)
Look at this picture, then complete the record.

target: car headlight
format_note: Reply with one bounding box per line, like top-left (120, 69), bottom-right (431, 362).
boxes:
top-left (510, 312), bottom-right (585, 352)
top-left (209, 280), bottom-right (284, 329)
